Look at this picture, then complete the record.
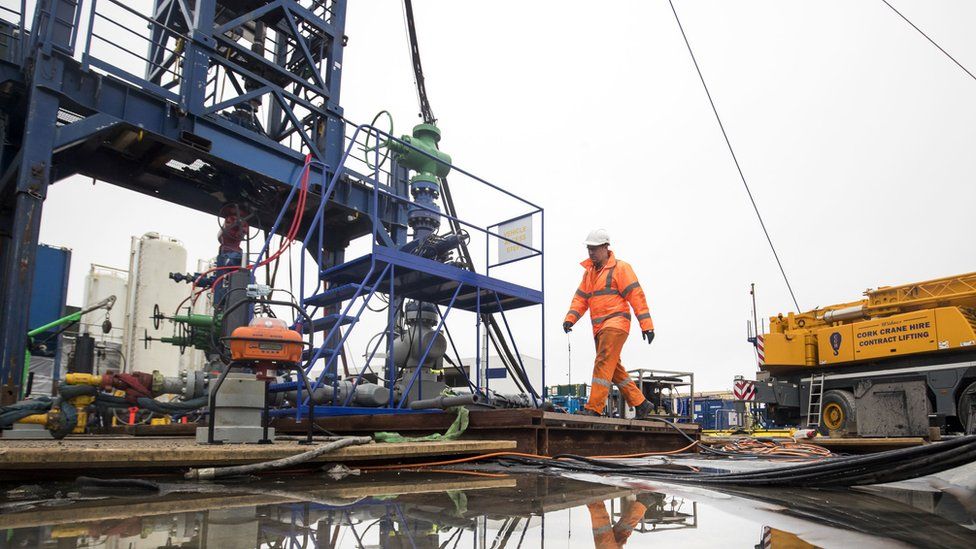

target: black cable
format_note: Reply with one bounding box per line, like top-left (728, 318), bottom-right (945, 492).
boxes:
top-left (31, 318), bottom-right (80, 351)
top-left (99, 344), bottom-right (126, 373)
top-left (364, 293), bottom-right (388, 313)
top-left (399, 0), bottom-right (535, 397)
top-left (668, 0), bottom-right (801, 313)
top-left (313, 422), bottom-right (339, 437)
top-left (75, 476), bottom-right (160, 492)
top-left (646, 417), bottom-right (746, 457)
top-left (880, 0), bottom-right (976, 82)
top-left (402, 0), bottom-right (435, 123)
top-left (492, 435), bottom-right (976, 488)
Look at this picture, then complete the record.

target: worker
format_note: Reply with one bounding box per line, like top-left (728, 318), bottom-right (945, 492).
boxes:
top-left (586, 496), bottom-right (648, 548)
top-left (563, 229), bottom-right (654, 418)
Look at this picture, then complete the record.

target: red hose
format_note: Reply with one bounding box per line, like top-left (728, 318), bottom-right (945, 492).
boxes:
top-left (188, 154), bottom-right (313, 306)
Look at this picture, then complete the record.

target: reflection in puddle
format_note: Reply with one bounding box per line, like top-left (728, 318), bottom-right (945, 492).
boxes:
top-left (0, 472), bottom-right (973, 548)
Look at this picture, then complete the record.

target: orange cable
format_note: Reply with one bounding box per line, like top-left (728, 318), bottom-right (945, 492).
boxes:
top-left (589, 440), bottom-right (700, 458)
top-left (422, 468), bottom-right (511, 478)
top-left (359, 451), bottom-right (549, 472)
top-left (359, 442), bottom-right (703, 473)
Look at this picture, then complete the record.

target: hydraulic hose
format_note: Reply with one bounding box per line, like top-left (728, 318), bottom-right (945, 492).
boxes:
top-left (358, 432), bottom-right (976, 488)
top-left (185, 436), bottom-right (373, 480)
top-left (513, 435), bottom-right (976, 488)
top-left (409, 393), bottom-right (483, 410)
top-left (3, 385), bottom-right (206, 437)
top-left (134, 396), bottom-right (208, 415)
top-left (76, 476), bottom-right (160, 492)
top-left (0, 397), bottom-right (53, 427)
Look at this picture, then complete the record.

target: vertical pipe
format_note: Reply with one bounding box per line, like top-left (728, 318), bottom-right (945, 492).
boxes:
top-left (396, 284), bottom-right (463, 408)
top-left (475, 288), bottom-right (481, 392)
top-left (540, 208), bottom-right (545, 402)
top-left (485, 224), bottom-right (489, 275)
top-left (18, 0), bottom-right (26, 63)
top-left (387, 264), bottom-right (395, 408)
top-left (494, 295), bottom-right (537, 405)
top-left (81, 0), bottom-right (97, 70)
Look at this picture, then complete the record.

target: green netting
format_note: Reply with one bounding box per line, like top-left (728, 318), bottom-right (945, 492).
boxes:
top-left (373, 405), bottom-right (469, 443)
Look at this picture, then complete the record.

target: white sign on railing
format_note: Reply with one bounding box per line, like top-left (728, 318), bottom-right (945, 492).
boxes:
top-left (497, 215), bottom-right (533, 263)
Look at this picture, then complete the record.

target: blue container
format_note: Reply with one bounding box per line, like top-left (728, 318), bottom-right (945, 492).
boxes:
top-left (29, 244), bottom-right (72, 331)
top-left (549, 395), bottom-right (585, 414)
top-left (678, 397), bottom-right (737, 430)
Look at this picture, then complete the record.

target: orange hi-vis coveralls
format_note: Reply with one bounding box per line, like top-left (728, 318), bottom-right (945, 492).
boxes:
top-left (587, 499), bottom-right (648, 549)
top-left (564, 251), bottom-right (653, 414)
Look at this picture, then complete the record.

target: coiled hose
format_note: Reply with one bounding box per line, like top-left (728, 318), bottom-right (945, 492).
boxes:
top-left (185, 436), bottom-right (373, 480)
top-left (496, 435), bottom-right (976, 487)
top-left (1, 384), bottom-right (208, 438)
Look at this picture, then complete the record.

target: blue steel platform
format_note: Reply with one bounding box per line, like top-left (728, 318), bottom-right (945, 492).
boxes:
top-left (0, 0), bottom-right (546, 414)
top-left (317, 246), bottom-right (543, 314)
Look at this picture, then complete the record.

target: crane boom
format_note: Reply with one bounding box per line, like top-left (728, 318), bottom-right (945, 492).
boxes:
top-left (749, 272), bottom-right (976, 436)
top-left (761, 272), bottom-right (976, 368)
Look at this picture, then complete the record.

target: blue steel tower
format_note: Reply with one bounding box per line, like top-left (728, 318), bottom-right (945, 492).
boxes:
top-left (0, 0), bottom-right (397, 397)
top-left (0, 1), bottom-right (544, 409)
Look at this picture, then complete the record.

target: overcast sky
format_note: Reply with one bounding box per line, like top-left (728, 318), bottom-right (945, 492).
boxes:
top-left (36, 0), bottom-right (976, 392)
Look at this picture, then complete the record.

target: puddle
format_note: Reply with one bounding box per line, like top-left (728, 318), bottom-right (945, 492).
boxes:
top-left (1, 471), bottom-right (973, 548)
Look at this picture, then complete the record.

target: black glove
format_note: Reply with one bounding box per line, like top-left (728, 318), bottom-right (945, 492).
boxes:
top-left (642, 330), bottom-right (655, 345)
top-left (562, 321), bottom-right (573, 333)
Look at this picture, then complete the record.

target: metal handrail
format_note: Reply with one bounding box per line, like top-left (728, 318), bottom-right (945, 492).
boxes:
top-left (288, 121), bottom-right (545, 408)
top-left (80, 0), bottom-right (187, 88)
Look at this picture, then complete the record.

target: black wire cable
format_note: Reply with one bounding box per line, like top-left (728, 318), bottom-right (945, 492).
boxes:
top-left (402, 0), bottom-right (435, 123)
top-left (401, 0), bottom-right (540, 398)
top-left (668, 0), bottom-right (801, 313)
top-left (492, 435), bottom-right (976, 487)
top-left (31, 318), bottom-right (80, 350)
top-left (880, 0), bottom-right (976, 82)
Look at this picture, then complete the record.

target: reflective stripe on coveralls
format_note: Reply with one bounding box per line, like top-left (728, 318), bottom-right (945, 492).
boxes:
top-left (587, 499), bottom-right (648, 549)
top-left (563, 252), bottom-right (653, 336)
top-left (584, 328), bottom-right (645, 414)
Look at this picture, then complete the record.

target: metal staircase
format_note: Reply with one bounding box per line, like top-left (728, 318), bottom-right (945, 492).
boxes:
top-left (269, 124), bottom-right (545, 418)
top-left (0, 1), bottom-right (545, 412)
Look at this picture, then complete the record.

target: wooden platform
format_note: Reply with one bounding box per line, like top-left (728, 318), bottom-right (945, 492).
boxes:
top-left (107, 409), bottom-right (701, 456)
top-left (0, 438), bottom-right (516, 480)
top-left (278, 409), bottom-right (699, 455)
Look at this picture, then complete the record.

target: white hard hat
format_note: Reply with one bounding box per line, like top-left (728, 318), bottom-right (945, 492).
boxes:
top-left (584, 228), bottom-right (610, 247)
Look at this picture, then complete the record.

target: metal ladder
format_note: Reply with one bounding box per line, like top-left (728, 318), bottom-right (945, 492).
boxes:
top-left (806, 374), bottom-right (826, 428)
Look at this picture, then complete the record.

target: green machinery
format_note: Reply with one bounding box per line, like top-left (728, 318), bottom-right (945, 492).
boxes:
top-left (22, 295), bottom-right (116, 398)
top-left (144, 304), bottom-right (218, 355)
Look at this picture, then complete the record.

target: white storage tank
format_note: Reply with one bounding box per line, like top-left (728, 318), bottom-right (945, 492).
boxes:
top-left (122, 232), bottom-right (188, 377)
top-left (82, 264), bottom-right (129, 374)
top-left (81, 264), bottom-right (128, 344)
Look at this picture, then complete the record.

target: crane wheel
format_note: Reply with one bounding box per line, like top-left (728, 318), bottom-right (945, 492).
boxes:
top-left (958, 381), bottom-right (976, 434)
top-left (819, 390), bottom-right (857, 436)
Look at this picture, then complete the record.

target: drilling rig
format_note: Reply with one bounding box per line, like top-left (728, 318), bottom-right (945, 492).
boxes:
top-left (0, 1), bottom-right (544, 441)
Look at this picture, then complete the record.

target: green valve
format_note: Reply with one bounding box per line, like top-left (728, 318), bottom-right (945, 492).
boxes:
top-left (169, 313), bottom-right (217, 329)
top-left (387, 123), bottom-right (452, 181)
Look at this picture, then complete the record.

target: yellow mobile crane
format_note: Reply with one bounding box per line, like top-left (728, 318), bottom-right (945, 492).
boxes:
top-left (751, 272), bottom-right (976, 437)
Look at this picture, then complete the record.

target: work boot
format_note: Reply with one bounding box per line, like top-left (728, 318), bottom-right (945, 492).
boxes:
top-left (575, 408), bottom-right (600, 417)
top-left (634, 400), bottom-right (653, 420)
